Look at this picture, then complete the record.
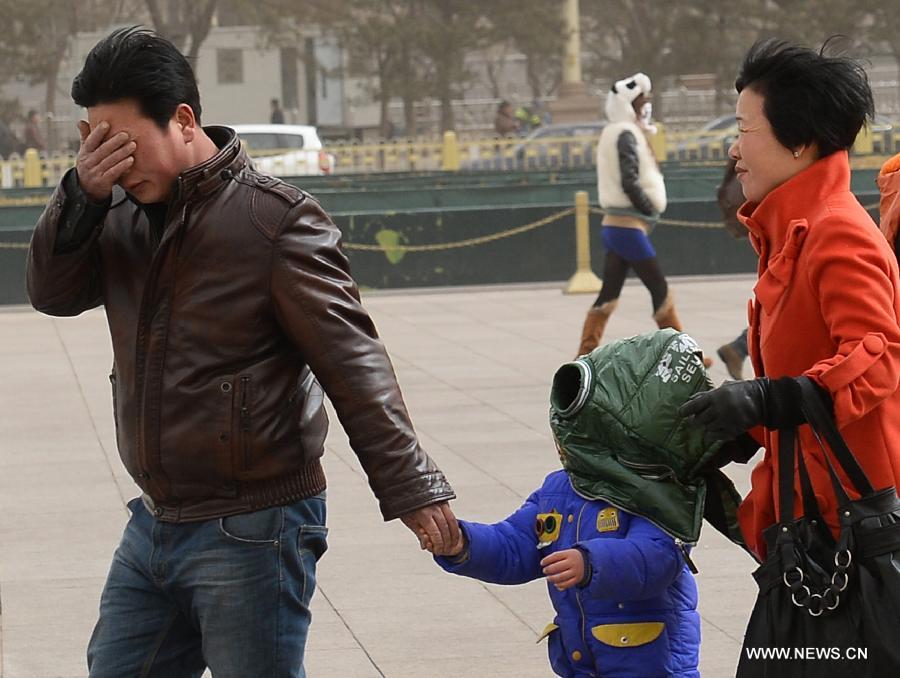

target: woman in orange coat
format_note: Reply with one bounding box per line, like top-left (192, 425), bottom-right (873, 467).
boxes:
top-left (680, 39), bottom-right (900, 561)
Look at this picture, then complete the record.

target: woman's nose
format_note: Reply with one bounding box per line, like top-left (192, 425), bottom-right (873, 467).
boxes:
top-left (728, 139), bottom-right (740, 160)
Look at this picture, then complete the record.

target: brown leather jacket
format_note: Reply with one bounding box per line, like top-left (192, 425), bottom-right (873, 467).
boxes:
top-left (27, 126), bottom-right (454, 522)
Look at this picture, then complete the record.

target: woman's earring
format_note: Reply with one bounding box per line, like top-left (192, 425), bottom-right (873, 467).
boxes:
top-left (793, 150), bottom-right (801, 158)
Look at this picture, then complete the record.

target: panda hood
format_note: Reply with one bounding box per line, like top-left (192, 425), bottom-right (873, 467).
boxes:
top-left (605, 72), bottom-right (652, 124)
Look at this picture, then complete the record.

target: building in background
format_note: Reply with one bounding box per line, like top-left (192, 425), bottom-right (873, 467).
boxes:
top-left (1, 15), bottom-right (899, 150)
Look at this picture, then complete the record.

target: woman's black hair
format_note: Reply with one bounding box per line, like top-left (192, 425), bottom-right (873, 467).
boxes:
top-left (71, 27), bottom-right (201, 129)
top-left (735, 38), bottom-right (874, 157)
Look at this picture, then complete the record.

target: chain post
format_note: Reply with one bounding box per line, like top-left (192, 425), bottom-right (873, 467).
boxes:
top-left (564, 191), bottom-right (602, 294)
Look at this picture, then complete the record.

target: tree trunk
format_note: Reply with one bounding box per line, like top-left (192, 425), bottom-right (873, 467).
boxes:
top-left (403, 95), bottom-right (415, 137)
top-left (440, 93), bottom-right (454, 134)
top-left (437, 61), bottom-right (454, 133)
top-left (44, 60), bottom-right (58, 152)
top-left (525, 53), bottom-right (542, 100)
top-left (376, 57), bottom-right (392, 138)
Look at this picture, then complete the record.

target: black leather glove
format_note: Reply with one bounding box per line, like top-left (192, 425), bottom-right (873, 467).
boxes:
top-left (680, 379), bottom-right (770, 441)
top-left (713, 432), bottom-right (763, 467)
top-left (679, 376), bottom-right (825, 442)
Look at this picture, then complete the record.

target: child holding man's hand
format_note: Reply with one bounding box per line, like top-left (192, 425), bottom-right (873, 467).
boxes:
top-left (427, 331), bottom-right (721, 678)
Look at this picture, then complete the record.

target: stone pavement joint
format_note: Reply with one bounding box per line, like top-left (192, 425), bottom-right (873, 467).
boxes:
top-left (0, 275), bottom-right (759, 677)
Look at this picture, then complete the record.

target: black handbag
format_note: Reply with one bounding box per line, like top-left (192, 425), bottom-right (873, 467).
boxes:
top-left (737, 378), bottom-right (900, 677)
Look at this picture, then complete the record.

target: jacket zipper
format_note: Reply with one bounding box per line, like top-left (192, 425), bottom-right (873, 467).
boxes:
top-left (239, 375), bottom-right (252, 469)
top-left (573, 503), bottom-right (596, 666)
top-left (618, 457), bottom-right (677, 482)
top-left (674, 538), bottom-right (699, 574)
top-left (134, 188), bottom-right (186, 489)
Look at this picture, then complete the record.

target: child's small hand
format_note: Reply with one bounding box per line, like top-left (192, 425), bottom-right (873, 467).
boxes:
top-left (541, 548), bottom-right (586, 591)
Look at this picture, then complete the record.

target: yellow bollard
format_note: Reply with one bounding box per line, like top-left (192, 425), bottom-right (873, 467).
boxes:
top-left (441, 130), bottom-right (460, 171)
top-left (23, 148), bottom-right (42, 188)
top-left (564, 191), bottom-right (602, 294)
top-left (853, 124), bottom-right (873, 156)
top-left (650, 122), bottom-right (667, 163)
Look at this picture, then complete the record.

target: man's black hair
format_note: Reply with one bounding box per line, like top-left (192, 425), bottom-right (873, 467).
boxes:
top-left (71, 26), bottom-right (201, 129)
top-left (735, 38), bottom-right (873, 158)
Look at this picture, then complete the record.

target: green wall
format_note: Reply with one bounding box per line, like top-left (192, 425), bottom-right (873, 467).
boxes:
top-left (0, 166), bottom-right (883, 304)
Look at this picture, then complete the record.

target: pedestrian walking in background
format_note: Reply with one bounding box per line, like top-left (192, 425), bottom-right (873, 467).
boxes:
top-left (494, 100), bottom-right (520, 136)
top-left (26, 27), bottom-right (458, 677)
top-left (23, 109), bottom-right (46, 151)
top-left (270, 97), bottom-right (285, 124)
top-left (577, 72), bottom-right (712, 367)
top-left (877, 151), bottom-right (900, 259)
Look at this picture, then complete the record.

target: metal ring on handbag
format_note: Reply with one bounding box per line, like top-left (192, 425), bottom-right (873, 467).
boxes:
top-left (834, 550), bottom-right (852, 568)
top-left (783, 567), bottom-right (804, 587)
top-left (790, 584), bottom-right (812, 607)
top-left (823, 587), bottom-right (841, 611)
top-left (831, 569), bottom-right (849, 593)
top-left (807, 593), bottom-right (824, 617)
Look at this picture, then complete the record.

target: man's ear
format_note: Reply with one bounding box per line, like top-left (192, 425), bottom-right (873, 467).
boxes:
top-left (174, 103), bottom-right (197, 142)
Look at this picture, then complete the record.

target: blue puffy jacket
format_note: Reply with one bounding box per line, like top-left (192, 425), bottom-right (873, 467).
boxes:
top-left (436, 470), bottom-right (700, 677)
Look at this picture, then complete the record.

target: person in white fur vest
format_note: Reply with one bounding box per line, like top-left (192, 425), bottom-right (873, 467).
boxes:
top-left (577, 73), bottom-right (713, 367)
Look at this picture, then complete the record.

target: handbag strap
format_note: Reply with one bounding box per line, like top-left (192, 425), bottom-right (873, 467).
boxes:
top-left (777, 426), bottom-right (824, 524)
top-left (797, 378), bottom-right (875, 497)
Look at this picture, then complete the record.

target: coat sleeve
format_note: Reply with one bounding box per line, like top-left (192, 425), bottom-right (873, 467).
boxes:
top-left (802, 213), bottom-right (900, 427)
top-left (575, 514), bottom-right (684, 600)
top-left (617, 130), bottom-right (655, 216)
top-left (270, 196), bottom-right (454, 520)
top-left (26, 170), bottom-right (109, 316)
top-left (434, 488), bottom-right (544, 585)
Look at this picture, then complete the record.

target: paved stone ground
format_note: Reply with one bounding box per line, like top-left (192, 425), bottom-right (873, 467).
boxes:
top-left (0, 275), bottom-right (760, 678)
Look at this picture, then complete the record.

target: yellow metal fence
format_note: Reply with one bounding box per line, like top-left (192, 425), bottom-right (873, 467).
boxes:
top-left (3, 122), bottom-right (900, 187)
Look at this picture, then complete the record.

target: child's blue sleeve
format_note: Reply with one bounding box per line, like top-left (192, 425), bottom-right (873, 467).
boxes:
top-left (575, 514), bottom-right (684, 600)
top-left (434, 489), bottom-right (543, 585)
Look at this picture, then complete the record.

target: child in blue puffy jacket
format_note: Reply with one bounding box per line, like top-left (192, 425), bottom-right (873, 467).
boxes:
top-left (434, 471), bottom-right (700, 677)
top-left (433, 332), bottom-right (709, 677)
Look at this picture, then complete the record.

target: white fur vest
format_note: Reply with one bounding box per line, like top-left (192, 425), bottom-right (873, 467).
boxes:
top-left (596, 121), bottom-right (667, 214)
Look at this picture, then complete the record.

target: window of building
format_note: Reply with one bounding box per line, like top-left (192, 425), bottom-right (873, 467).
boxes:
top-left (217, 48), bottom-right (244, 85)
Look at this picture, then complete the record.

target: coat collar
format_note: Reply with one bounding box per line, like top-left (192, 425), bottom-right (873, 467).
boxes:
top-left (737, 150), bottom-right (851, 259)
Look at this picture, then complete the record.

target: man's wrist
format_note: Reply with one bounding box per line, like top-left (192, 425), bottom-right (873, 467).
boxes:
top-left (72, 169), bottom-right (112, 206)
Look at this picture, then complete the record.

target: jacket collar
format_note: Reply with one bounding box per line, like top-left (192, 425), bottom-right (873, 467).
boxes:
top-left (737, 150), bottom-right (851, 259)
top-left (176, 125), bottom-right (247, 201)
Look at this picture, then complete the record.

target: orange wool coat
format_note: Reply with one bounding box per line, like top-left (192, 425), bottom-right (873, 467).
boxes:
top-left (737, 150), bottom-right (900, 561)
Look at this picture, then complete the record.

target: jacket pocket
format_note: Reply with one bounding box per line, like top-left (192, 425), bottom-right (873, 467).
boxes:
top-left (539, 621), bottom-right (570, 677)
top-left (589, 621), bottom-right (670, 676)
top-left (536, 622), bottom-right (559, 643)
top-left (592, 621), bottom-right (664, 647)
top-left (109, 371), bottom-right (120, 446)
top-left (232, 374), bottom-right (253, 471)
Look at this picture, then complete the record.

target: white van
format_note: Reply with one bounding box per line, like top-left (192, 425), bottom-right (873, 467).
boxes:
top-left (228, 124), bottom-right (334, 176)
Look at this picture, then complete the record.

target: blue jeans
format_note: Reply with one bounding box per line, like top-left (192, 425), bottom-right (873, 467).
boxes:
top-left (87, 494), bottom-right (327, 677)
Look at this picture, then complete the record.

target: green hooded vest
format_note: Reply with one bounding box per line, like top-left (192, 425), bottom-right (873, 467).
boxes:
top-left (549, 329), bottom-right (745, 547)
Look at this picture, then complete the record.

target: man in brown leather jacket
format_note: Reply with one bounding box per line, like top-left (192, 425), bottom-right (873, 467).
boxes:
top-left (27, 28), bottom-right (458, 678)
